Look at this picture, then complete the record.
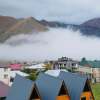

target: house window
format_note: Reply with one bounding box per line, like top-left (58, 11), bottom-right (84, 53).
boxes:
top-left (4, 68), bottom-right (8, 72)
top-left (81, 97), bottom-right (86, 100)
top-left (4, 74), bottom-right (8, 79)
top-left (64, 64), bottom-right (66, 67)
top-left (10, 77), bottom-right (14, 82)
top-left (60, 64), bottom-right (62, 67)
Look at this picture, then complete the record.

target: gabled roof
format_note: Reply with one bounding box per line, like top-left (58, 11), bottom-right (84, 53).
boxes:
top-left (0, 81), bottom-right (9, 97)
top-left (58, 71), bottom-right (88, 100)
top-left (36, 73), bottom-right (69, 100)
top-left (6, 74), bottom-right (39, 100)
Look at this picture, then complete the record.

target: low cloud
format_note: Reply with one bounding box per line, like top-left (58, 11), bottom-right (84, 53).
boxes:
top-left (0, 28), bottom-right (100, 61)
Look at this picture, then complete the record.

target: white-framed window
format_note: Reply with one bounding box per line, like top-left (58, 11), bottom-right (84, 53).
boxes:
top-left (4, 74), bottom-right (8, 79)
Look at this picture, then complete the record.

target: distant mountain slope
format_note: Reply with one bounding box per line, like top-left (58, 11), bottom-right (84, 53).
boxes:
top-left (81, 18), bottom-right (100, 28)
top-left (40, 20), bottom-right (70, 28)
top-left (6, 17), bottom-right (48, 33)
top-left (0, 16), bottom-right (100, 43)
top-left (79, 18), bottom-right (100, 37)
top-left (0, 17), bottom-right (48, 42)
top-left (0, 16), bottom-right (17, 34)
top-left (40, 19), bottom-right (100, 37)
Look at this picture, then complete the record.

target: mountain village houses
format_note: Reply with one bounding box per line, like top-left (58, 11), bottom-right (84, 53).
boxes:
top-left (0, 57), bottom-right (100, 86)
top-left (0, 62), bottom-right (44, 99)
top-left (0, 57), bottom-right (99, 100)
top-left (6, 72), bottom-right (94, 100)
top-left (0, 62), bottom-right (29, 86)
top-left (79, 58), bottom-right (100, 83)
top-left (0, 62), bottom-right (47, 86)
top-left (50, 57), bottom-right (100, 83)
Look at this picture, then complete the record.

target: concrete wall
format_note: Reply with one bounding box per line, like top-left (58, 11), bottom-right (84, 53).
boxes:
top-left (0, 67), bottom-right (11, 85)
top-left (92, 68), bottom-right (100, 82)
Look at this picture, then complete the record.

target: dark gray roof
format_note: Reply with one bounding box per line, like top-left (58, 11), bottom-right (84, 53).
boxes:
top-left (58, 71), bottom-right (87, 100)
top-left (36, 73), bottom-right (65, 100)
top-left (0, 64), bottom-right (9, 68)
top-left (6, 74), bottom-right (34, 100)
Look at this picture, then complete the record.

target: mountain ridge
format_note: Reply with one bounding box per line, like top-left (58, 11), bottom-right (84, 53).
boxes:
top-left (40, 19), bottom-right (100, 37)
top-left (0, 16), bottom-right (17, 34)
top-left (0, 16), bottom-right (48, 42)
top-left (0, 16), bottom-right (100, 42)
top-left (81, 18), bottom-right (100, 28)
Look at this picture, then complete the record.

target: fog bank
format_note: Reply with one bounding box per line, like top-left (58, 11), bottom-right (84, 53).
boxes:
top-left (0, 28), bottom-right (100, 61)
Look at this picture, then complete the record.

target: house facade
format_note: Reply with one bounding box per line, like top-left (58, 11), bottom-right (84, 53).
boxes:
top-left (77, 65), bottom-right (93, 81)
top-left (92, 68), bottom-right (100, 83)
top-left (59, 71), bottom-right (94, 100)
top-left (0, 64), bottom-right (11, 85)
top-left (79, 59), bottom-right (100, 83)
top-left (80, 80), bottom-right (94, 100)
top-left (52, 57), bottom-right (79, 70)
top-left (0, 63), bottom-right (28, 86)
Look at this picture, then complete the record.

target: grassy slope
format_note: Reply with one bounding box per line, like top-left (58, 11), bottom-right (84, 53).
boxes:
top-left (92, 83), bottom-right (100, 100)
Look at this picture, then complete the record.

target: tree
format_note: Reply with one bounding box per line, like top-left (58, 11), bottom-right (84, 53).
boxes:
top-left (27, 73), bottom-right (37, 81)
top-left (81, 57), bottom-right (87, 61)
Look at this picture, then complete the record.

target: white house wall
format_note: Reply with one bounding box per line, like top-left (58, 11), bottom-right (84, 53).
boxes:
top-left (0, 68), bottom-right (11, 85)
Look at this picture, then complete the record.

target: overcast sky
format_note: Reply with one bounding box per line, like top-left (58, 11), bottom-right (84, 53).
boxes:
top-left (0, 0), bottom-right (100, 24)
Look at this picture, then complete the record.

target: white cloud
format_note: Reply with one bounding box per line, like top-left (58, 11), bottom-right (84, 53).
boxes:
top-left (0, 28), bottom-right (100, 61)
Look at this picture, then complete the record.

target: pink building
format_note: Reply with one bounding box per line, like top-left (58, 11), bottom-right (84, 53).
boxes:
top-left (9, 64), bottom-right (22, 70)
